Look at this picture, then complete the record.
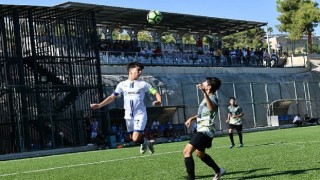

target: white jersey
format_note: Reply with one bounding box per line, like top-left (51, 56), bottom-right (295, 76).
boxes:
top-left (114, 79), bottom-right (156, 120)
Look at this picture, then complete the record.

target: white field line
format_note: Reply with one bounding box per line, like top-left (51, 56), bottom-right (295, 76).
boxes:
top-left (1, 140), bottom-right (319, 177)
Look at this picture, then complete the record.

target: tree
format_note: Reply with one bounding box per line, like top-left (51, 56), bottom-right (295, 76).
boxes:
top-left (161, 32), bottom-right (176, 43)
top-left (267, 27), bottom-right (273, 36)
top-left (222, 28), bottom-right (267, 49)
top-left (276, 0), bottom-right (320, 53)
top-left (137, 30), bottom-right (154, 42)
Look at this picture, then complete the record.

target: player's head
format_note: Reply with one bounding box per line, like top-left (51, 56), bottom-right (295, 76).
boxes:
top-left (205, 77), bottom-right (221, 93)
top-left (229, 97), bottom-right (236, 105)
top-left (127, 61), bottom-right (144, 79)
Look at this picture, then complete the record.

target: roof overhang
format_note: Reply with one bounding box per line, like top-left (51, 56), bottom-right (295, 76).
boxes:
top-left (109, 105), bottom-right (184, 123)
top-left (56, 2), bottom-right (267, 36)
top-left (269, 99), bottom-right (296, 116)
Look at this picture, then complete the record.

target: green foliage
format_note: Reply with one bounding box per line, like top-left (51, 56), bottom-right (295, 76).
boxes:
top-left (222, 28), bottom-right (266, 49)
top-left (277, 0), bottom-right (320, 40)
top-left (137, 30), bottom-right (154, 42)
top-left (182, 33), bottom-right (196, 44)
top-left (161, 32), bottom-right (176, 43)
top-left (112, 28), bottom-right (131, 41)
top-left (0, 126), bottom-right (319, 179)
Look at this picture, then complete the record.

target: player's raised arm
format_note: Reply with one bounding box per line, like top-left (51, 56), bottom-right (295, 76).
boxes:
top-left (152, 92), bottom-right (162, 106)
top-left (90, 94), bottom-right (117, 109)
top-left (149, 86), bottom-right (162, 106)
top-left (185, 115), bottom-right (197, 128)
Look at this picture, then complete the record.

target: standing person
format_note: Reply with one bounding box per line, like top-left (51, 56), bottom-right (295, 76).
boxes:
top-left (84, 116), bottom-right (92, 145)
top-left (90, 61), bottom-right (162, 154)
top-left (183, 77), bottom-right (225, 180)
top-left (90, 117), bottom-right (99, 146)
top-left (226, 97), bottom-right (244, 149)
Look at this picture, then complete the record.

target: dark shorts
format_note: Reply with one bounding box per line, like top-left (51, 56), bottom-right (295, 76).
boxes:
top-left (189, 132), bottom-right (213, 152)
top-left (229, 124), bottom-right (243, 131)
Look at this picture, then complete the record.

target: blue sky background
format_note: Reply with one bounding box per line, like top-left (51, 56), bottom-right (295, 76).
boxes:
top-left (1, 0), bottom-right (320, 35)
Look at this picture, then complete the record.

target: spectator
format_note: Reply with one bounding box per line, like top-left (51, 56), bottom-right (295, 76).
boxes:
top-left (151, 119), bottom-right (160, 137)
top-left (153, 46), bottom-right (162, 57)
top-left (84, 116), bottom-right (92, 145)
top-left (271, 50), bottom-right (278, 66)
top-left (276, 42), bottom-right (282, 55)
top-left (303, 114), bottom-right (320, 125)
top-left (235, 47), bottom-right (242, 65)
top-left (89, 117), bottom-right (99, 146)
top-left (214, 48), bottom-right (222, 65)
top-left (96, 131), bottom-right (106, 150)
top-left (293, 114), bottom-right (302, 127)
top-left (196, 37), bottom-right (203, 54)
top-left (263, 50), bottom-right (271, 67)
top-left (229, 48), bottom-right (236, 65)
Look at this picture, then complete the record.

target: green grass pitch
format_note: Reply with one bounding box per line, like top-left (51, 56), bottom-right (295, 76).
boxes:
top-left (1, 126), bottom-right (319, 180)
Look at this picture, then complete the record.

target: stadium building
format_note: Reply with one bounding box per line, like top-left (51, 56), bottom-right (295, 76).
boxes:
top-left (0, 2), bottom-right (320, 157)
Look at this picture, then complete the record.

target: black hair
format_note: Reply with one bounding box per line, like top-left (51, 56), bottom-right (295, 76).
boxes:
top-left (127, 61), bottom-right (144, 72)
top-left (230, 97), bottom-right (236, 100)
top-left (206, 77), bottom-right (221, 93)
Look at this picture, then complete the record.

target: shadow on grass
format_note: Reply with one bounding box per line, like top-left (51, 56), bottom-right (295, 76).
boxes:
top-left (194, 168), bottom-right (269, 179)
top-left (248, 142), bottom-right (288, 147)
top-left (223, 167), bottom-right (320, 179)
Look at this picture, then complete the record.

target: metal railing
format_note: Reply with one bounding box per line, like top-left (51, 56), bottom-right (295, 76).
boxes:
top-left (99, 51), bottom-right (307, 68)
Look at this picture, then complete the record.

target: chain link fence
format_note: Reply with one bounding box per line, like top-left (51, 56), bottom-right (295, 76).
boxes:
top-left (1, 81), bottom-right (319, 154)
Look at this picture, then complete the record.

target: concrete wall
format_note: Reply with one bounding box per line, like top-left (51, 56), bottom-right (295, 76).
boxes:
top-left (100, 55), bottom-right (320, 131)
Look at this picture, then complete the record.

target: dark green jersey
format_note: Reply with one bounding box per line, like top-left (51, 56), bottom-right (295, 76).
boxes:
top-left (196, 94), bottom-right (219, 138)
top-left (228, 105), bottom-right (243, 125)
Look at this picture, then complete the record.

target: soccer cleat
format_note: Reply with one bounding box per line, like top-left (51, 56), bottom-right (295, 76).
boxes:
top-left (213, 168), bottom-right (226, 180)
top-left (140, 140), bottom-right (148, 154)
top-left (238, 144), bottom-right (243, 148)
top-left (229, 144), bottom-right (235, 149)
top-left (148, 140), bottom-right (155, 155)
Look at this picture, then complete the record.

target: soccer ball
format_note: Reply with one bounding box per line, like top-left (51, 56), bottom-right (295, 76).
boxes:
top-left (147, 10), bottom-right (163, 25)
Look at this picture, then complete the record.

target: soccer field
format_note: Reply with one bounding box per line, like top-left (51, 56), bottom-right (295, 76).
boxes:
top-left (0, 126), bottom-right (319, 180)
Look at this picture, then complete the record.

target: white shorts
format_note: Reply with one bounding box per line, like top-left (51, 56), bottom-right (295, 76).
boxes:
top-left (125, 114), bottom-right (147, 133)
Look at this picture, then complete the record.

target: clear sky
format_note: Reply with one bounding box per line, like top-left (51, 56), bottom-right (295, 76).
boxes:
top-left (1, 0), bottom-right (320, 35)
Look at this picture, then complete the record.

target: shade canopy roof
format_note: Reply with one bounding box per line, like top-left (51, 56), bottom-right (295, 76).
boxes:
top-left (269, 99), bottom-right (295, 116)
top-left (56, 2), bottom-right (267, 36)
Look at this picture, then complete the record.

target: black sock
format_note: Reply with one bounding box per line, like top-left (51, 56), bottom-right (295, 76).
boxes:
top-left (138, 135), bottom-right (145, 144)
top-left (184, 157), bottom-right (195, 180)
top-left (200, 154), bottom-right (220, 173)
top-left (238, 132), bottom-right (243, 144)
top-left (229, 133), bottom-right (235, 145)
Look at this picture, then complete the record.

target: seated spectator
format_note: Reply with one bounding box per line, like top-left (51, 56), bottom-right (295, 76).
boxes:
top-left (165, 120), bottom-right (181, 142)
top-left (307, 118), bottom-right (320, 125)
top-left (153, 46), bottom-right (161, 55)
top-left (293, 114), bottom-right (302, 127)
top-left (151, 120), bottom-right (160, 137)
top-left (303, 113), bottom-right (310, 123)
top-left (303, 114), bottom-right (320, 125)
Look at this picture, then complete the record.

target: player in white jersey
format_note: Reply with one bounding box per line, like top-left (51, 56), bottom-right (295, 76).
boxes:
top-left (90, 62), bottom-right (162, 154)
top-left (183, 77), bottom-right (225, 180)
